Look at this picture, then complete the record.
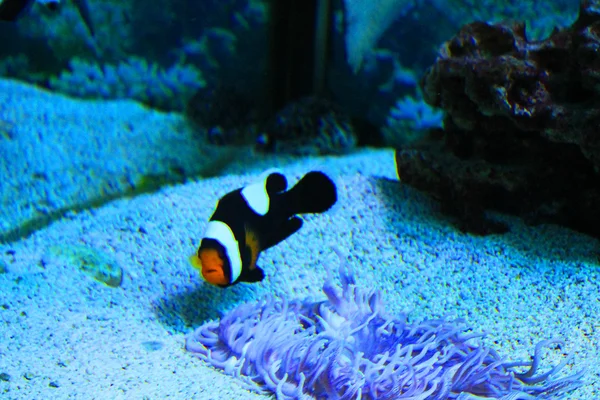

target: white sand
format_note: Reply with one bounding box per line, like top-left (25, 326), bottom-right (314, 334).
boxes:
top-left (0, 78), bottom-right (304, 241)
top-left (0, 81), bottom-right (598, 399)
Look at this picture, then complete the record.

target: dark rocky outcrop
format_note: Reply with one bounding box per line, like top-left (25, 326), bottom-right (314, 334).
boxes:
top-left (396, 0), bottom-right (600, 237)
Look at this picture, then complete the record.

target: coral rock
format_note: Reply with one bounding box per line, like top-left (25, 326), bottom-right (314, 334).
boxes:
top-left (185, 85), bottom-right (259, 145)
top-left (257, 96), bottom-right (357, 156)
top-left (398, 0), bottom-right (600, 237)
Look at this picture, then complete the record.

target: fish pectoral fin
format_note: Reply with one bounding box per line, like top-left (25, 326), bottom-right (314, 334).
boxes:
top-left (264, 216), bottom-right (303, 250)
top-left (241, 266), bottom-right (265, 283)
top-left (189, 254), bottom-right (202, 271)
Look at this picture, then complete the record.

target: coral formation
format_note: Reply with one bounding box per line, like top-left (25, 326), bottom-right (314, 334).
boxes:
top-left (186, 257), bottom-right (583, 399)
top-left (185, 89), bottom-right (362, 153)
top-left (1, 0), bottom-right (268, 113)
top-left (382, 95), bottom-right (443, 148)
top-left (17, 0), bottom-right (132, 61)
top-left (396, 0), bottom-right (600, 237)
top-left (257, 96), bottom-right (357, 156)
top-left (342, 0), bottom-right (418, 73)
top-left (49, 56), bottom-right (204, 110)
top-left (185, 85), bottom-right (260, 145)
top-left (428, 0), bottom-right (577, 40)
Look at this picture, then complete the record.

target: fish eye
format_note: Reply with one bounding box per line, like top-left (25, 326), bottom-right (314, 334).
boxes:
top-left (256, 133), bottom-right (269, 145)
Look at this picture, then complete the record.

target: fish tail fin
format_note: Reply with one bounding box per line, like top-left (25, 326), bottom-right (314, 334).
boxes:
top-left (283, 171), bottom-right (337, 215)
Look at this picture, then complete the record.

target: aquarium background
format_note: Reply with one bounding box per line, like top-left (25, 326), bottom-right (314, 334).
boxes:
top-left (0, 0), bottom-right (597, 399)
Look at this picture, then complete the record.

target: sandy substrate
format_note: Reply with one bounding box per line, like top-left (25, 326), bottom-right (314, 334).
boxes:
top-left (0, 145), bottom-right (598, 399)
top-left (0, 78), bottom-right (308, 242)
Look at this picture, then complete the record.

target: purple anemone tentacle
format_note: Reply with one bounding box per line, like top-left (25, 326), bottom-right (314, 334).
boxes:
top-left (185, 256), bottom-right (585, 399)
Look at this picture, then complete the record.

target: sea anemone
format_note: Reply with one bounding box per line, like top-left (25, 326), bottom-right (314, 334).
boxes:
top-left (185, 256), bottom-right (584, 399)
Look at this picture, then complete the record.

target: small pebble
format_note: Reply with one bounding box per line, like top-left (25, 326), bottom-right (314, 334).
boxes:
top-left (141, 341), bottom-right (164, 351)
top-left (0, 372), bottom-right (10, 381)
top-left (49, 381), bottom-right (59, 388)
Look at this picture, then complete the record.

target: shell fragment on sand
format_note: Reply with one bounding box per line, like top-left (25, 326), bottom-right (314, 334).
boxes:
top-left (47, 245), bottom-right (123, 287)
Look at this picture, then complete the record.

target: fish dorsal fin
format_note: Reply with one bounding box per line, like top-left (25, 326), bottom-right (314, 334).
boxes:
top-left (241, 169), bottom-right (284, 215)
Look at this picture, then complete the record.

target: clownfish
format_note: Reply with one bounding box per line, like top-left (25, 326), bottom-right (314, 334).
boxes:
top-left (189, 170), bottom-right (337, 288)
